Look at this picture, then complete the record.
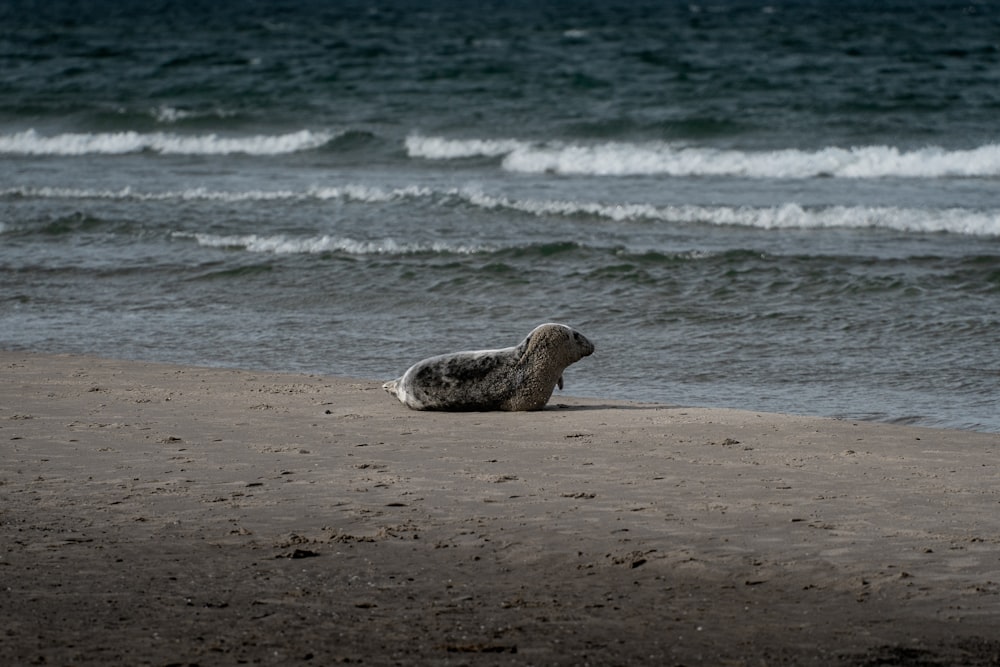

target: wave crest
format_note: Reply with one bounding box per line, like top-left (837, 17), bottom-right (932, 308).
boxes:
top-left (457, 190), bottom-right (1000, 236)
top-left (1, 184), bottom-right (432, 203)
top-left (407, 134), bottom-right (1000, 179)
top-left (0, 129), bottom-right (335, 156)
top-left (6, 184), bottom-right (998, 237)
top-left (404, 135), bottom-right (525, 159)
top-left (174, 232), bottom-right (491, 256)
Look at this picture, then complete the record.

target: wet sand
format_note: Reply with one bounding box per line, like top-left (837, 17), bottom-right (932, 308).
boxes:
top-left (2, 351), bottom-right (999, 666)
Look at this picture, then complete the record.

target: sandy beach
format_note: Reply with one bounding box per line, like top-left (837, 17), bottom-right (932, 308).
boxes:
top-left (2, 350), bottom-right (999, 666)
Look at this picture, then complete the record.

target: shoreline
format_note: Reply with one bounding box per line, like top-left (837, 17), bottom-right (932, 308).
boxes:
top-left (4, 345), bottom-right (993, 435)
top-left (3, 350), bottom-right (999, 665)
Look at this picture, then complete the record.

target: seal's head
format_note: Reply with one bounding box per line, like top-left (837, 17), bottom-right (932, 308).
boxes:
top-left (519, 323), bottom-right (594, 367)
top-left (501, 323), bottom-right (594, 409)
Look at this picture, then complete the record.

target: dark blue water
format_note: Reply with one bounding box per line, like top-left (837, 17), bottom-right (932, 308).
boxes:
top-left (2, 0), bottom-right (999, 431)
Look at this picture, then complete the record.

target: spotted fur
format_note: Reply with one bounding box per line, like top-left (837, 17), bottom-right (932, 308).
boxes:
top-left (383, 323), bottom-right (594, 411)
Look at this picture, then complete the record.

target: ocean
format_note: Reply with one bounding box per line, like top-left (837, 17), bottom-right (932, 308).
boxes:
top-left (2, 0), bottom-right (998, 431)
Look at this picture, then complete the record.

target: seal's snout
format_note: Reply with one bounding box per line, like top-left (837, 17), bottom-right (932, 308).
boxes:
top-left (572, 330), bottom-right (595, 357)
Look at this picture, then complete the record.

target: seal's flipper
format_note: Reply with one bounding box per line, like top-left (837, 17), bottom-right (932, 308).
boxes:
top-left (557, 375), bottom-right (563, 390)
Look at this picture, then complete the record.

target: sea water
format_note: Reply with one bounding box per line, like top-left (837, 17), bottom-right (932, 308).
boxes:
top-left (1, 0), bottom-right (998, 431)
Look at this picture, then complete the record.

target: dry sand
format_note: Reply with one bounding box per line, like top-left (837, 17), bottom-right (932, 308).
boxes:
top-left (2, 350), bottom-right (999, 666)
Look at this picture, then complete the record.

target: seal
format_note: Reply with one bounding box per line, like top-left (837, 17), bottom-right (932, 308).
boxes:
top-left (383, 323), bottom-right (595, 411)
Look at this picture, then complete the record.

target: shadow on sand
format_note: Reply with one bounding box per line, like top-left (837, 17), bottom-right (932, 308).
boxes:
top-left (548, 403), bottom-right (683, 412)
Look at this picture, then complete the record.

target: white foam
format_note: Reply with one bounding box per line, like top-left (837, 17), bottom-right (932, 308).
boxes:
top-left (0, 184), bottom-right (433, 203)
top-left (152, 106), bottom-right (194, 123)
top-left (406, 134), bottom-right (1000, 179)
top-left (679, 203), bottom-right (1000, 235)
top-left (502, 142), bottom-right (1000, 178)
top-left (404, 135), bottom-right (527, 160)
top-left (452, 189), bottom-right (1000, 236)
top-left (151, 106), bottom-right (237, 124)
top-left (175, 232), bottom-right (491, 256)
top-left (456, 189), bottom-right (663, 222)
top-left (0, 129), bottom-right (335, 156)
top-left (308, 184), bottom-right (434, 202)
top-left (6, 184), bottom-right (997, 237)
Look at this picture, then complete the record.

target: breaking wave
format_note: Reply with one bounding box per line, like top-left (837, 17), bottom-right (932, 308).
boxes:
top-left (0, 184), bottom-right (432, 203)
top-left (173, 232), bottom-right (491, 256)
top-left (0, 129), bottom-right (335, 155)
top-left (5, 184), bottom-right (998, 236)
top-left (460, 192), bottom-right (1000, 236)
top-left (407, 135), bottom-right (1000, 180)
